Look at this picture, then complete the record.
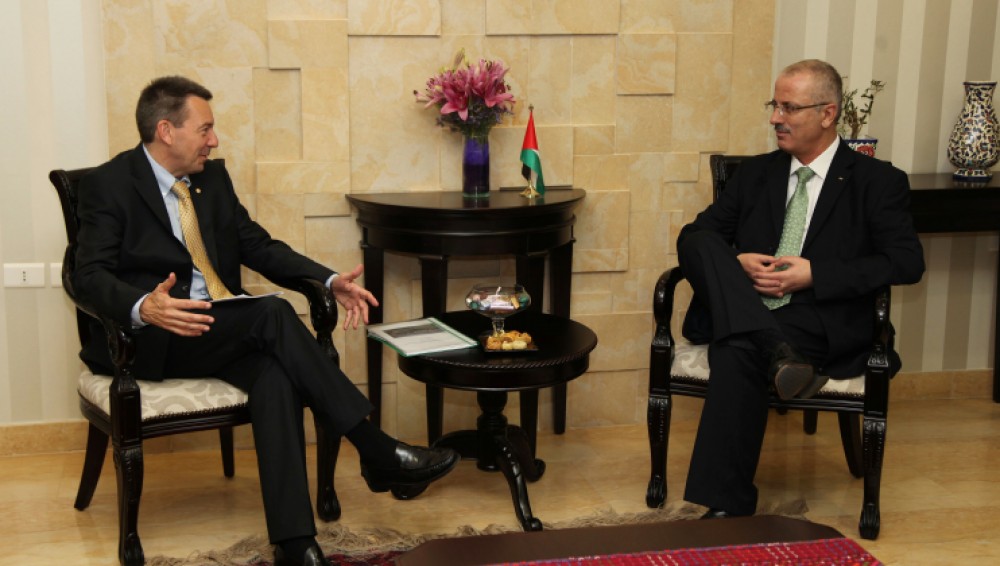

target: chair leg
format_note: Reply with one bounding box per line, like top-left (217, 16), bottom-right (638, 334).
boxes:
top-left (645, 393), bottom-right (671, 508)
top-left (859, 415), bottom-right (886, 540)
top-left (803, 409), bottom-right (818, 435)
top-left (113, 443), bottom-right (145, 566)
top-left (314, 420), bottom-right (342, 522)
top-left (219, 426), bottom-right (235, 478)
top-left (837, 413), bottom-right (863, 478)
top-left (75, 422), bottom-right (109, 510)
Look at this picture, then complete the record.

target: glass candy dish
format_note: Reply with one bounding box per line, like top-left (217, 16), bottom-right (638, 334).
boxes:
top-left (465, 284), bottom-right (531, 337)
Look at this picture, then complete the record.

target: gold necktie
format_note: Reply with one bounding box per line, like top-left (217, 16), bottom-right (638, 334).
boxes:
top-left (171, 181), bottom-right (233, 299)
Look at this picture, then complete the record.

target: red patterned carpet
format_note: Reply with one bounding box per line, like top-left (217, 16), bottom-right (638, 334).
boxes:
top-left (489, 538), bottom-right (880, 565)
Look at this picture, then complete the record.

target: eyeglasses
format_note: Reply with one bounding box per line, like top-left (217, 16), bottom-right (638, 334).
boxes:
top-left (764, 100), bottom-right (831, 116)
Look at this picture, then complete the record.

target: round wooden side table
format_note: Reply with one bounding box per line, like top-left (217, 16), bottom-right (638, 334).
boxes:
top-left (397, 310), bottom-right (597, 531)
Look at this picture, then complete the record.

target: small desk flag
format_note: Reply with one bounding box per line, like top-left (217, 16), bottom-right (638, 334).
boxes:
top-left (520, 108), bottom-right (545, 197)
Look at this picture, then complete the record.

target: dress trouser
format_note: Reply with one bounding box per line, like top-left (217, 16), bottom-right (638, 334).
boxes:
top-left (677, 230), bottom-right (828, 515)
top-left (161, 297), bottom-right (373, 542)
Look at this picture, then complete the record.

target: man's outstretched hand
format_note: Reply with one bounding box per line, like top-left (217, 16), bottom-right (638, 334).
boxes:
top-left (138, 272), bottom-right (214, 336)
top-left (330, 264), bottom-right (379, 330)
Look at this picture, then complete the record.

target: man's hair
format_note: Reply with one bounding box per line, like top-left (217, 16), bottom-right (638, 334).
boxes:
top-left (780, 59), bottom-right (843, 121)
top-left (136, 76), bottom-right (213, 143)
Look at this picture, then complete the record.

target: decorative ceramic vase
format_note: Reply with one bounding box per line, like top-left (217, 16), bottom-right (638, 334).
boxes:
top-left (462, 136), bottom-right (490, 198)
top-left (845, 138), bottom-right (878, 158)
top-left (947, 81), bottom-right (998, 181)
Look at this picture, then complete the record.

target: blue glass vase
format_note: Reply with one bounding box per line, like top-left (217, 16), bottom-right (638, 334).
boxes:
top-left (462, 136), bottom-right (490, 198)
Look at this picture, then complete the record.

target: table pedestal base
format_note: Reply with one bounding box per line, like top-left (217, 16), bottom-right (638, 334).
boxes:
top-left (433, 390), bottom-right (545, 531)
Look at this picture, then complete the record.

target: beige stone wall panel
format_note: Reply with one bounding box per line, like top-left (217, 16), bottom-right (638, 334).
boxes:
top-left (267, 0), bottom-right (347, 19)
top-left (257, 193), bottom-right (305, 250)
top-left (573, 154), bottom-right (630, 191)
top-left (522, 37), bottom-right (573, 125)
top-left (672, 33), bottom-right (732, 152)
top-left (103, 0), bottom-right (157, 153)
top-left (347, 0), bottom-right (441, 36)
top-left (152, 0), bottom-right (268, 69)
top-left (575, 312), bottom-right (650, 372)
top-left (615, 95), bottom-right (672, 154)
top-left (729, 0), bottom-right (774, 155)
top-left (621, 0), bottom-right (677, 33)
top-left (200, 68), bottom-right (256, 194)
top-left (677, 0), bottom-right (733, 33)
top-left (662, 152), bottom-right (701, 183)
top-left (350, 36), bottom-right (448, 191)
top-left (628, 209), bottom-right (674, 270)
top-left (573, 190), bottom-right (630, 273)
top-left (570, 272), bottom-right (615, 315)
top-left (611, 267), bottom-right (665, 313)
top-left (574, 125), bottom-right (616, 156)
top-left (616, 34), bottom-right (676, 95)
top-left (253, 68), bottom-right (302, 161)
top-left (268, 19), bottom-right (348, 69)
top-left (486, 0), bottom-right (620, 35)
top-left (571, 35), bottom-right (617, 125)
top-left (257, 161), bottom-right (350, 197)
top-left (302, 68), bottom-right (351, 162)
top-left (441, 0), bottom-right (486, 35)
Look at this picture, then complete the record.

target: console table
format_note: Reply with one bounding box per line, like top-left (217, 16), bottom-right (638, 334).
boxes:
top-left (346, 189), bottom-right (586, 429)
top-left (908, 173), bottom-right (1000, 402)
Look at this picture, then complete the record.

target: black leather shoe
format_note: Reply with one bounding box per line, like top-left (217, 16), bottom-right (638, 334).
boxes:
top-left (699, 508), bottom-right (733, 520)
top-left (361, 442), bottom-right (459, 493)
top-left (768, 342), bottom-right (828, 401)
top-left (274, 543), bottom-right (331, 566)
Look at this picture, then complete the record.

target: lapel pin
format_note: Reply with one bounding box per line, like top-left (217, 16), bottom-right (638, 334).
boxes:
top-left (195, 188), bottom-right (202, 194)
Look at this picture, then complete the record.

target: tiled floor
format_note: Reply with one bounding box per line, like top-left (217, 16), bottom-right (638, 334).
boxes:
top-left (1, 396), bottom-right (998, 565)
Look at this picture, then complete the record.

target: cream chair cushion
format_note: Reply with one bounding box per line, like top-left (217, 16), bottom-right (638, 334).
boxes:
top-left (78, 371), bottom-right (248, 421)
top-left (670, 342), bottom-right (866, 398)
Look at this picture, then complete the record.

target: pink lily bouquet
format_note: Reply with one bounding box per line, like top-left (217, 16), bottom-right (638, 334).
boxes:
top-left (414, 49), bottom-right (516, 143)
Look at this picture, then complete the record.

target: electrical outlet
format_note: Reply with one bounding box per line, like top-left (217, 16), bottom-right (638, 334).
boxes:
top-left (50, 263), bottom-right (63, 287)
top-left (3, 263), bottom-right (46, 287)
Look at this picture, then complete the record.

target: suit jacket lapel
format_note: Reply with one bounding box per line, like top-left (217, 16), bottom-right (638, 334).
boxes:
top-left (803, 142), bottom-right (855, 251)
top-left (766, 153), bottom-right (793, 245)
top-left (127, 146), bottom-right (175, 236)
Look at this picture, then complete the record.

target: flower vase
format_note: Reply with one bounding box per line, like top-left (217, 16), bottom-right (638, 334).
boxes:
top-left (947, 81), bottom-right (999, 182)
top-left (462, 136), bottom-right (490, 198)
top-left (845, 138), bottom-right (878, 158)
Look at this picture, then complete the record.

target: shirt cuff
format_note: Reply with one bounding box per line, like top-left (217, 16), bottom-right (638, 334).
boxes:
top-left (131, 294), bottom-right (150, 329)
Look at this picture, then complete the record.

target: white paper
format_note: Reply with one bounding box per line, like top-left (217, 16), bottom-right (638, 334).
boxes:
top-left (367, 317), bottom-right (477, 357)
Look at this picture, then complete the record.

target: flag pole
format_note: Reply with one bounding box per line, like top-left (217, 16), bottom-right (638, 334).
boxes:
top-left (521, 105), bottom-right (542, 199)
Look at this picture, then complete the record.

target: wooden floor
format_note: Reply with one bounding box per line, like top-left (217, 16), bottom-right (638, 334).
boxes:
top-left (1, 396), bottom-right (997, 565)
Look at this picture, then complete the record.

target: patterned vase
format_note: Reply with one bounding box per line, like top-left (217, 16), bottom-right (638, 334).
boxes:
top-left (947, 81), bottom-right (998, 181)
top-left (845, 138), bottom-right (878, 158)
top-left (462, 136), bottom-right (490, 198)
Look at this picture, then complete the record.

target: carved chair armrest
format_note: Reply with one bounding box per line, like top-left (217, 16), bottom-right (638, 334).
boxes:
top-left (270, 276), bottom-right (340, 365)
top-left (864, 286), bottom-right (892, 416)
top-left (651, 266), bottom-right (686, 350)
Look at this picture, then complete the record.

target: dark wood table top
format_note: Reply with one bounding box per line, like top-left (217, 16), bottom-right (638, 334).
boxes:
top-left (395, 516), bottom-right (843, 566)
top-left (397, 311), bottom-right (598, 392)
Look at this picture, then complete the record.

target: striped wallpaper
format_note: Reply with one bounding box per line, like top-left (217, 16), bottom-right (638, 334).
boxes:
top-left (774, 0), bottom-right (1000, 372)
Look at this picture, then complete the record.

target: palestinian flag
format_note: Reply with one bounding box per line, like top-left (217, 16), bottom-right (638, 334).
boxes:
top-left (520, 109), bottom-right (545, 195)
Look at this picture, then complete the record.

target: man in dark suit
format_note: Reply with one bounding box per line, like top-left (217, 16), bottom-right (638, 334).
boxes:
top-left (676, 60), bottom-right (925, 519)
top-left (74, 76), bottom-right (458, 566)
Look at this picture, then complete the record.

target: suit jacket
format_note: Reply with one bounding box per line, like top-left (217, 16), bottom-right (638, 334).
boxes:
top-left (74, 144), bottom-right (335, 379)
top-left (678, 142), bottom-right (925, 377)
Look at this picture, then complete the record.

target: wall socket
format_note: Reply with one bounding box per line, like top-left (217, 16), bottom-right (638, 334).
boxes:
top-left (3, 263), bottom-right (46, 287)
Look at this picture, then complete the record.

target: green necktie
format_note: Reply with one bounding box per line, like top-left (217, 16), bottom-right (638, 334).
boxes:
top-left (762, 166), bottom-right (815, 310)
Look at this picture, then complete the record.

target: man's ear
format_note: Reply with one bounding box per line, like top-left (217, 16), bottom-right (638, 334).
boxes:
top-left (821, 103), bottom-right (838, 129)
top-left (155, 119), bottom-right (173, 145)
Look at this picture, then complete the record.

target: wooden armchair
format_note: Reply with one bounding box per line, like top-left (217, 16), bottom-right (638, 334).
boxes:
top-left (50, 167), bottom-right (343, 565)
top-left (645, 154), bottom-right (894, 540)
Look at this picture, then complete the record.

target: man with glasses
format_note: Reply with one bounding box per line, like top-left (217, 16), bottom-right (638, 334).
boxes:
top-left (675, 59), bottom-right (924, 520)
